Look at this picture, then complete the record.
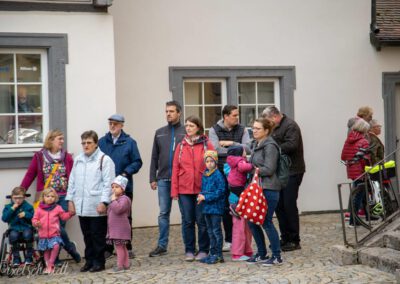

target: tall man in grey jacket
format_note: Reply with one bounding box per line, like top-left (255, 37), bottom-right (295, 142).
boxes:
top-left (149, 101), bottom-right (185, 257)
top-left (209, 105), bottom-right (250, 250)
top-left (262, 106), bottom-right (305, 252)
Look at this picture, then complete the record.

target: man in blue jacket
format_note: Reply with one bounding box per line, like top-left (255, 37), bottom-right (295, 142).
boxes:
top-left (99, 114), bottom-right (143, 258)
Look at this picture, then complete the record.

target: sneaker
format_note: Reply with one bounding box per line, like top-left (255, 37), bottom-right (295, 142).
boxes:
top-left (107, 266), bottom-right (125, 274)
top-left (12, 258), bottom-right (21, 268)
top-left (344, 212), bottom-right (350, 221)
top-left (222, 242), bottom-right (231, 252)
top-left (68, 241), bottom-right (82, 263)
top-left (281, 242), bottom-right (301, 252)
top-left (358, 209), bottom-right (366, 217)
top-left (229, 204), bottom-right (240, 219)
top-left (246, 254), bottom-right (268, 264)
top-left (128, 250), bottom-right (135, 259)
top-left (25, 257), bottom-right (33, 265)
top-left (149, 246), bottom-right (167, 257)
top-left (104, 250), bottom-right (114, 260)
top-left (184, 252), bottom-right (195, 262)
top-left (232, 255), bottom-right (250, 261)
top-left (201, 255), bottom-right (224, 264)
top-left (195, 251), bottom-right (208, 261)
top-left (261, 256), bottom-right (283, 266)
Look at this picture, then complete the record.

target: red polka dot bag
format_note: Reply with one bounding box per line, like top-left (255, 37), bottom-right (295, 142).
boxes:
top-left (235, 168), bottom-right (267, 225)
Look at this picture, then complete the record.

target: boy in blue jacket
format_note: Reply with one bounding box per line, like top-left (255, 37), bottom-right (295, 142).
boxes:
top-left (2, 187), bottom-right (34, 267)
top-left (197, 150), bottom-right (226, 264)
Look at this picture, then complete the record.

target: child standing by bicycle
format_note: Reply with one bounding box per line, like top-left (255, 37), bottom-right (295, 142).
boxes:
top-left (197, 150), bottom-right (226, 264)
top-left (225, 145), bottom-right (254, 261)
top-left (106, 175), bottom-right (132, 274)
top-left (1, 187), bottom-right (34, 267)
top-left (32, 188), bottom-right (73, 274)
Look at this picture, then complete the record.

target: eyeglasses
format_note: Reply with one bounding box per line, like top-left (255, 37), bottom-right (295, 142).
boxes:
top-left (81, 141), bottom-right (94, 145)
top-left (12, 196), bottom-right (24, 200)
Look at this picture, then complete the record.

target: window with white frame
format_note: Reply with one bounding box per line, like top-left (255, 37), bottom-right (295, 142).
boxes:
top-left (183, 79), bottom-right (226, 134)
top-left (238, 79), bottom-right (280, 127)
top-left (0, 50), bottom-right (48, 150)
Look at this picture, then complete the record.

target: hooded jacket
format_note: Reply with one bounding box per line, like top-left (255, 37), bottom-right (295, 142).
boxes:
top-left (32, 205), bottom-right (72, 238)
top-left (226, 156), bottom-right (253, 187)
top-left (341, 131), bottom-right (369, 180)
top-left (200, 169), bottom-right (226, 215)
top-left (171, 136), bottom-right (214, 198)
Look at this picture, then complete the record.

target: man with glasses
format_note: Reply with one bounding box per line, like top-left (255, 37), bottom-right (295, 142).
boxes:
top-left (209, 105), bottom-right (251, 251)
top-left (98, 114), bottom-right (143, 259)
top-left (262, 106), bottom-right (305, 252)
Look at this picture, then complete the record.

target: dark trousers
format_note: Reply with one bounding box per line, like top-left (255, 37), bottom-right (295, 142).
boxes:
top-left (79, 216), bottom-right (107, 267)
top-left (275, 173), bottom-right (304, 244)
top-left (9, 228), bottom-right (33, 260)
top-left (204, 214), bottom-right (223, 257)
top-left (219, 170), bottom-right (232, 243)
top-left (178, 194), bottom-right (209, 254)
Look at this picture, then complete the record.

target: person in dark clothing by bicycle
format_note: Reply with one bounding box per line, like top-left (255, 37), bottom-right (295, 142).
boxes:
top-left (148, 101), bottom-right (185, 257)
top-left (98, 114), bottom-right (143, 259)
top-left (262, 106), bottom-right (305, 252)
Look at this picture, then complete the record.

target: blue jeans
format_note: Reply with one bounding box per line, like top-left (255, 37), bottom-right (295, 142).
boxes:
top-left (157, 179), bottom-right (173, 249)
top-left (178, 194), bottom-right (209, 254)
top-left (248, 189), bottom-right (281, 258)
top-left (58, 195), bottom-right (74, 253)
top-left (204, 214), bottom-right (223, 257)
top-left (9, 228), bottom-right (33, 259)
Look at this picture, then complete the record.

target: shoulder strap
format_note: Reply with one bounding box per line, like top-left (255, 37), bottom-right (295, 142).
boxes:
top-left (44, 163), bottom-right (59, 189)
top-left (100, 154), bottom-right (106, 171)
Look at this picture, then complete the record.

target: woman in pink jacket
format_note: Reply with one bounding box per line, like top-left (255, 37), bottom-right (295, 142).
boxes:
top-left (32, 188), bottom-right (73, 274)
top-left (171, 116), bottom-right (214, 262)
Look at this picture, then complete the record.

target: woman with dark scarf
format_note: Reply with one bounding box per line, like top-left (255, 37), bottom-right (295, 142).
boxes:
top-left (171, 116), bottom-right (214, 262)
top-left (21, 129), bottom-right (81, 263)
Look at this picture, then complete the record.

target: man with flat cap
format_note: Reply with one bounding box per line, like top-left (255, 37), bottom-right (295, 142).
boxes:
top-left (99, 114), bottom-right (143, 258)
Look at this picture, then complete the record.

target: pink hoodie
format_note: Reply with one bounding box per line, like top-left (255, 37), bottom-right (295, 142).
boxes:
top-left (227, 156), bottom-right (253, 187)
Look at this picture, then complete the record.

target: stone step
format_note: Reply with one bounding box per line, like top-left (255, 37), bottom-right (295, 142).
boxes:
top-left (383, 231), bottom-right (400, 250)
top-left (359, 247), bottom-right (400, 274)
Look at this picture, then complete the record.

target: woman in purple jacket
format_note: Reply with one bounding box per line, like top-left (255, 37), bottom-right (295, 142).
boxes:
top-left (106, 175), bottom-right (132, 274)
top-left (20, 129), bottom-right (80, 263)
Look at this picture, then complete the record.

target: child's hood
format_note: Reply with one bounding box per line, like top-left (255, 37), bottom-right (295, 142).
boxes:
top-left (227, 155), bottom-right (245, 167)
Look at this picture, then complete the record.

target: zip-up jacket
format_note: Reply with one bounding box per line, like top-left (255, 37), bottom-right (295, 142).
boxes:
top-left (171, 136), bottom-right (214, 198)
top-left (226, 156), bottom-right (253, 187)
top-left (149, 122), bottom-right (185, 182)
top-left (2, 200), bottom-right (34, 232)
top-left (200, 169), bottom-right (226, 215)
top-left (32, 205), bottom-right (72, 238)
top-left (98, 130), bottom-right (142, 193)
top-left (341, 131), bottom-right (370, 180)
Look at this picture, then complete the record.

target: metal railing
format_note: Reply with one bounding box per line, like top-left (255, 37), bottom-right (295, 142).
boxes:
top-left (337, 147), bottom-right (400, 248)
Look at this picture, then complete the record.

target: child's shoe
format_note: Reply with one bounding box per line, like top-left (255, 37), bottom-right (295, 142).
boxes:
top-left (222, 242), bottom-right (231, 252)
top-left (232, 255), bottom-right (250, 261)
top-left (246, 253), bottom-right (268, 264)
top-left (44, 265), bottom-right (55, 274)
top-left (25, 257), bottom-right (34, 265)
top-left (12, 258), bottom-right (21, 268)
top-left (107, 266), bottom-right (125, 274)
top-left (261, 256), bottom-right (283, 266)
top-left (203, 255), bottom-right (224, 264)
top-left (229, 204), bottom-right (241, 219)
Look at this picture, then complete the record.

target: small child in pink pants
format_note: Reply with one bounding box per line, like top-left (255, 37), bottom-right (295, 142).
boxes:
top-left (106, 175), bottom-right (132, 274)
top-left (226, 146), bottom-right (253, 261)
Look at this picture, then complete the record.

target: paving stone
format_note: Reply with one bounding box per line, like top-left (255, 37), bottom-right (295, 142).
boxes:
top-left (2, 213), bottom-right (397, 283)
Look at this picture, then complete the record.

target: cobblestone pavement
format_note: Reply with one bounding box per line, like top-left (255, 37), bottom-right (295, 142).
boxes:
top-left (3, 213), bottom-right (397, 283)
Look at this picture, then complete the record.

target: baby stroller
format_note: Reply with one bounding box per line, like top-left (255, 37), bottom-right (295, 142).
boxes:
top-left (0, 194), bottom-right (43, 277)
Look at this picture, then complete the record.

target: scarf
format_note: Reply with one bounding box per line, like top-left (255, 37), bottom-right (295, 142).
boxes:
top-left (204, 168), bottom-right (217, 177)
top-left (42, 148), bottom-right (66, 164)
top-left (39, 202), bottom-right (57, 211)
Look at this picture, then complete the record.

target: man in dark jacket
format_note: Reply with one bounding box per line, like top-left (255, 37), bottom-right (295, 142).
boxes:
top-left (209, 105), bottom-right (250, 251)
top-left (98, 114), bottom-right (143, 258)
top-left (262, 106), bottom-right (305, 252)
top-left (148, 101), bottom-right (185, 257)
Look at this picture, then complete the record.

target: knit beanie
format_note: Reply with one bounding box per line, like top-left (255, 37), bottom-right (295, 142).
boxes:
top-left (227, 145), bottom-right (244, 157)
top-left (204, 150), bottom-right (218, 164)
top-left (112, 175), bottom-right (128, 190)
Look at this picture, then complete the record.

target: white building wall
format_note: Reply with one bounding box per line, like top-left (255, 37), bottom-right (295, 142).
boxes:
top-left (110, 0), bottom-right (400, 227)
top-left (0, 12), bottom-right (116, 253)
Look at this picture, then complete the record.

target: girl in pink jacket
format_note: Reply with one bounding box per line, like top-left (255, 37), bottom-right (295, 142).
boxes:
top-left (32, 188), bottom-right (73, 274)
top-left (226, 146), bottom-right (254, 261)
top-left (106, 175), bottom-right (132, 274)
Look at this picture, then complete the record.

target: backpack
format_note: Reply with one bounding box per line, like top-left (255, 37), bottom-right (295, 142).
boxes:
top-left (270, 143), bottom-right (291, 188)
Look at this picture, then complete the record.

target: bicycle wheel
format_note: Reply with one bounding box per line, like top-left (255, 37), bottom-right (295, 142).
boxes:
top-left (381, 183), bottom-right (398, 217)
top-left (0, 232), bottom-right (10, 276)
top-left (349, 183), bottom-right (371, 229)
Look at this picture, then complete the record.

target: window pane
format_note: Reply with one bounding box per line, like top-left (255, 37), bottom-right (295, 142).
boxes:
top-left (0, 85), bottom-right (14, 114)
top-left (257, 82), bottom-right (274, 104)
top-left (185, 106), bottom-right (202, 120)
top-left (17, 85), bottom-right (41, 113)
top-left (204, 106), bottom-right (221, 129)
top-left (239, 106), bottom-right (256, 127)
top-left (238, 82), bottom-right (255, 104)
top-left (0, 54), bottom-right (14, 82)
top-left (0, 116), bottom-right (15, 144)
top-left (258, 105), bottom-right (270, 117)
top-left (18, 115), bottom-right (43, 144)
top-left (16, 54), bottom-right (41, 82)
top-left (184, 82), bottom-right (202, 105)
top-left (204, 82), bottom-right (221, 105)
